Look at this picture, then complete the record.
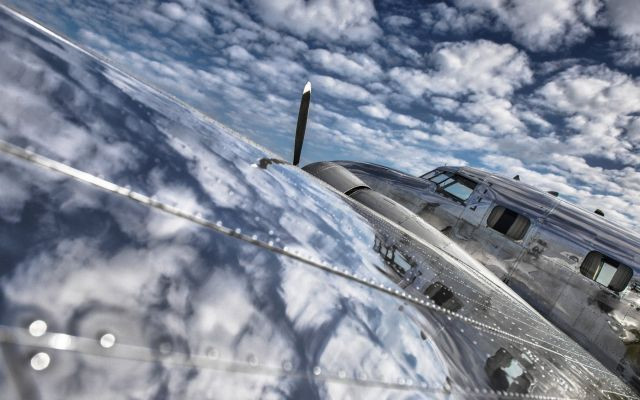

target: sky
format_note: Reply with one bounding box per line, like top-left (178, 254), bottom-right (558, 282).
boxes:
top-left (8, 0), bottom-right (640, 230)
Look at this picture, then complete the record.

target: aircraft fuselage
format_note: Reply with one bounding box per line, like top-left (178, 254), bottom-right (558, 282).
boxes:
top-left (334, 161), bottom-right (640, 387)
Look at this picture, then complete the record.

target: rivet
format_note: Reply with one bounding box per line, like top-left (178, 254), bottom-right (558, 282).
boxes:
top-left (28, 320), bottom-right (47, 337)
top-left (99, 333), bottom-right (116, 348)
top-left (30, 352), bottom-right (50, 371)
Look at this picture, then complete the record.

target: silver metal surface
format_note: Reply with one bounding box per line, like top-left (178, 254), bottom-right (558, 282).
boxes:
top-left (0, 5), bottom-right (638, 399)
top-left (336, 160), bottom-right (640, 392)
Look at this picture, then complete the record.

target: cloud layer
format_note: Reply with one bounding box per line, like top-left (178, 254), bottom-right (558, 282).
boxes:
top-left (7, 0), bottom-right (640, 231)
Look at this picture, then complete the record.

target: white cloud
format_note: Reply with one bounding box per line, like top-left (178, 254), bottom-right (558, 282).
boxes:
top-left (480, 154), bottom-right (584, 196)
top-left (226, 45), bottom-right (255, 62)
top-left (140, 1), bottom-right (213, 35)
top-left (79, 29), bottom-right (112, 49)
top-left (430, 96), bottom-right (460, 113)
top-left (357, 102), bottom-right (422, 127)
top-left (606, 0), bottom-right (640, 66)
top-left (628, 117), bottom-right (640, 146)
top-left (307, 48), bottom-right (382, 81)
top-left (454, 0), bottom-right (599, 51)
top-left (534, 65), bottom-right (640, 115)
top-left (252, 0), bottom-right (382, 43)
top-left (386, 36), bottom-right (423, 64)
top-left (383, 15), bottom-right (414, 29)
top-left (389, 113), bottom-right (422, 128)
top-left (14, 0), bottom-right (640, 231)
top-left (389, 40), bottom-right (532, 98)
top-left (312, 74), bottom-right (372, 102)
top-left (159, 2), bottom-right (187, 20)
top-left (607, 0), bottom-right (640, 40)
top-left (358, 102), bottom-right (391, 119)
top-left (420, 2), bottom-right (488, 35)
top-left (252, 56), bottom-right (306, 84)
top-left (532, 65), bottom-right (640, 162)
top-left (183, 12), bottom-right (213, 33)
top-left (428, 120), bottom-right (494, 151)
top-left (459, 95), bottom-right (525, 133)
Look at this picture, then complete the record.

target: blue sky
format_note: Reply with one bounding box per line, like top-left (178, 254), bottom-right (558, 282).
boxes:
top-left (9, 0), bottom-right (640, 229)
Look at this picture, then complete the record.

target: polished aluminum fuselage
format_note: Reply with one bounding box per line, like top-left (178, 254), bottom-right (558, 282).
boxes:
top-left (337, 161), bottom-right (640, 386)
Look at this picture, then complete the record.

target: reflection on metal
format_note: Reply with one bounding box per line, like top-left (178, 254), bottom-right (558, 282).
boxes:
top-left (303, 162), bottom-right (370, 195)
top-left (335, 160), bottom-right (640, 391)
top-left (49, 333), bottom-right (73, 350)
top-left (374, 236), bottom-right (414, 278)
top-left (256, 157), bottom-right (286, 169)
top-left (485, 348), bottom-right (532, 393)
top-left (424, 282), bottom-right (463, 312)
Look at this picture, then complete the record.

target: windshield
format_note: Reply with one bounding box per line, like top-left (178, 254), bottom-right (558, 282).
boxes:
top-left (424, 171), bottom-right (477, 202)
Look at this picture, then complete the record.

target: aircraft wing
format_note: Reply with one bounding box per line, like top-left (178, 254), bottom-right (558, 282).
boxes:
top-left (0, 5), bottom-right (637, 399)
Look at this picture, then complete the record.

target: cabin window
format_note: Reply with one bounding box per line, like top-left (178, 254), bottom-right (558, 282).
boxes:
top-left (426, 171), bottom-right (477, 202)
top-left (487, 206), bottom-right (530, 241)
top-left (580, 251), bottom-right (633, 292)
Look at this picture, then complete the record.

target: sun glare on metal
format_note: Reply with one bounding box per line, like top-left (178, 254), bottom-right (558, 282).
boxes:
top-left (49, 333), bottom-right (72, 350)
top-left (30, 352), bottom-right (51, 371)
top-left (99, 333), bottom-right (116, 348)
top-left (28, 320), bottom-right (47, 337)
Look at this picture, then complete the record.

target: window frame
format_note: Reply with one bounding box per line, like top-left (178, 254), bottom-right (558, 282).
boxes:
top-left (420, 168), bottom-right (439, 180)
top-left (486, 205), bottom-right (531, 242)
top-left (424, 171), bottom-right (477, 204)
top-left (579, 251), bottom-right (633, 292)
top-left (440, 176), bottom-right (476, 203)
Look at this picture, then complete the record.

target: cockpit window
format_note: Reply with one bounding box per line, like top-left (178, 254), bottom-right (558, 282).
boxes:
top-left (420, 169), bottom-right (439, 180)
top-left (580, 251), bottom-right (633, 292)
top-left (430, 172), bottom-right (452, 184)
top-left (487, 206), bottom-right (530, 241)
top-left (426, 171), bottom-right (477, 203)
top-left (443, 179), bottom-right (475, 201)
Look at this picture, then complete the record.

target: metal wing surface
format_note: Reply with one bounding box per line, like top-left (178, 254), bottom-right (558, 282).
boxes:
top-left (0, 5), bottom-right (636, 399)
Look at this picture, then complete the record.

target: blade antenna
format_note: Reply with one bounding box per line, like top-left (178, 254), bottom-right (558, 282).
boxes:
top-left (293, 81), bottom-right (311, 166)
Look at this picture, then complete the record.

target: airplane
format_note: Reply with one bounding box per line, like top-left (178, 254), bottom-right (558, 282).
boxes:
top-left (304, 159), bottom-right (640, 392)
top-left (0, 4), bottom-right (639, 399)
top-left (324, 161), bottom-right (640, 385)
